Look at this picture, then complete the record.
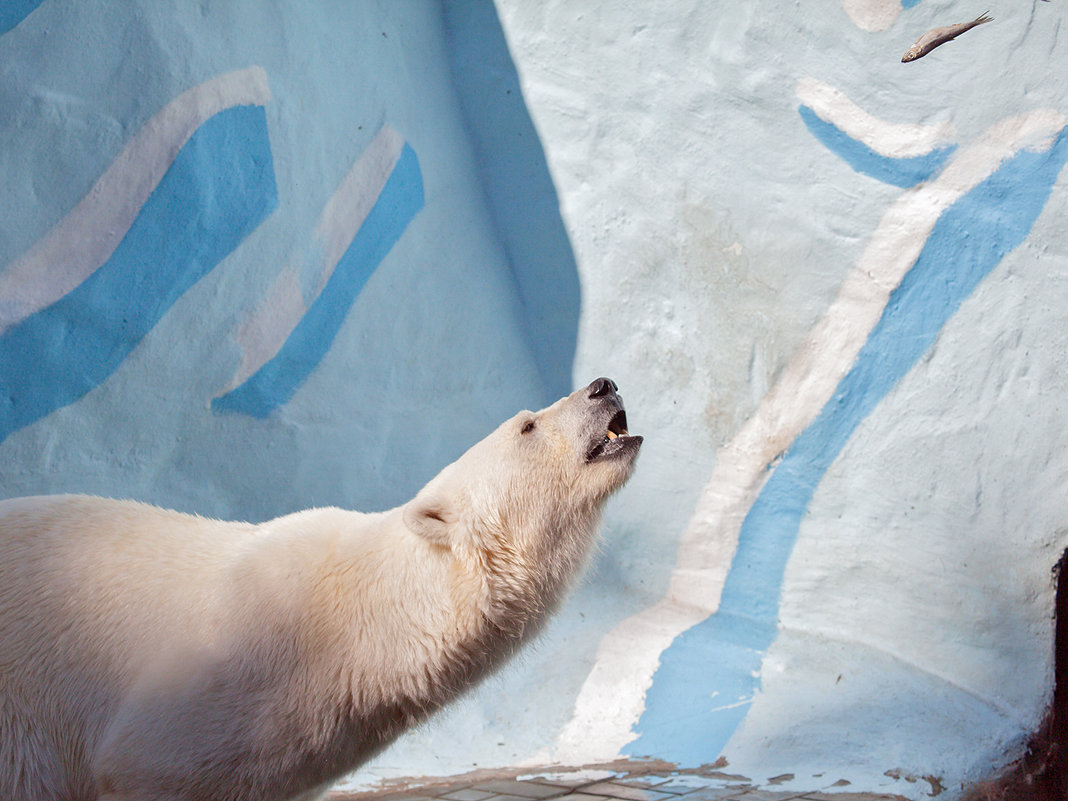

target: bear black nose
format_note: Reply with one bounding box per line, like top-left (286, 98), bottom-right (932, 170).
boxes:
top-left (587, 377), bottom-right (618, 398)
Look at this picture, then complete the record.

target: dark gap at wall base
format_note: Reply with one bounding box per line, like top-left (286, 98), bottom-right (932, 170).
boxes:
top-left (1052, 548), bottom-right (1068, 797)
top-left (963, 547), bottom-right (1068, 801)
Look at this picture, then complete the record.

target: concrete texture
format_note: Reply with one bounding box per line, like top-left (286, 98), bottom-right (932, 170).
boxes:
top-left (481, 2), bottom-right (1068, 797)
top-left (2, 1), bottom-right (1068, 799)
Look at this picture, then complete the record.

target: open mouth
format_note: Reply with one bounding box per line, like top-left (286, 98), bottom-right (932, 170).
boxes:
top-left (586, 408), bottom-right (642, 462)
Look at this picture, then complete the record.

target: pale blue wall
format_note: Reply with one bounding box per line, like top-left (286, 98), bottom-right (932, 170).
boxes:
top-left (4, 2), bottom-right (1068, 800)
top-left (0, 0), bottom-right (576, 521)
top-left (489, 2), bottom-right (1068, 797)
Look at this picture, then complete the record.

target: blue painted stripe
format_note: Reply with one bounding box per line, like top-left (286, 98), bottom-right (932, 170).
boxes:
top-left (799, 105), bottom-right (955, 187)
top-left (0, 0), bottom-right (43, 35)
top-left (0, 104), bottom-right (278, 443)
top-left (212, 143), bottom-right (424, 418)
top-left (901, 0), bottom-right (922, 8)
top-left (626, 126), bottom-right (1068, 766)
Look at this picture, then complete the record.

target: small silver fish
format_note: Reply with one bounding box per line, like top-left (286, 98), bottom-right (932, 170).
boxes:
top-left (901, 12), bottom-right (993, 62)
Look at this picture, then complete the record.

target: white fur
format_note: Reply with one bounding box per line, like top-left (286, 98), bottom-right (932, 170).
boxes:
top-left (0, 380), bottom-right (640, 801)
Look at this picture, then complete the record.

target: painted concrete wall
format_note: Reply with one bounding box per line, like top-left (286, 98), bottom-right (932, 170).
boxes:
top-left (0, 1), bottom-right (575, 518)
top-left (2, 2), bottom-right (1068, 800)
top-left (479, 1), bottom-right (1068, 797)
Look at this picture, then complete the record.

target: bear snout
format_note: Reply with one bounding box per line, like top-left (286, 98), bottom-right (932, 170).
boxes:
top-left (581, 379), bottom-right (642, 464)
top-left (586, 377), bottom-right (619, 399)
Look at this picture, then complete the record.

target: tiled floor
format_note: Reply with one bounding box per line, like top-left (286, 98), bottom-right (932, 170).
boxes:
top-left (330, 765), bottom-right (909, 801)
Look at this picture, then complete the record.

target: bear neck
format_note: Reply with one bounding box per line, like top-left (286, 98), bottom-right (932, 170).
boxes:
top-left (471, 501), bottom-right (603, 638)
top-left (260, 504), bottom-right (599, 792)
top-left (307, 509), bottom-right (513, 712)
top-left (239, 508), bottom-right (489, 792)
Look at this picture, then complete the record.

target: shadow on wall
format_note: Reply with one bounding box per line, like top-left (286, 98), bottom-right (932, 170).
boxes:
top-left (0, 2), bottom-right (580, 520)
top-left (0, 2), bottom-right (579, 444)
top-left (0, 1), bottom-right (41, 36)
top-left (442, 0), bottom-right (581, 404)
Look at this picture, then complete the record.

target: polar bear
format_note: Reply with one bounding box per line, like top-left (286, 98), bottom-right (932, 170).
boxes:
top-left (0, 377), bottom-right (641, 801)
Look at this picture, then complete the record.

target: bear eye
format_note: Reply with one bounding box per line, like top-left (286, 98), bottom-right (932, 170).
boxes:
top-left (521, 419), bottom-right (536, 435)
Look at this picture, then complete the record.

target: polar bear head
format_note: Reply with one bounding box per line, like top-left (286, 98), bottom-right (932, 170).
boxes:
top-left (403, 377), bottom-right (642, 626)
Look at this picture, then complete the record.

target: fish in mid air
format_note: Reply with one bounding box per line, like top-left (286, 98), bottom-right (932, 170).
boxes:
top-left (901, 12), bottom-right (993, 62)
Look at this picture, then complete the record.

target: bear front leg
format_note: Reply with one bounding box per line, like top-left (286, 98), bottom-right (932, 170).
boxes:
top-left (91, 657), bottom-right (279, 801)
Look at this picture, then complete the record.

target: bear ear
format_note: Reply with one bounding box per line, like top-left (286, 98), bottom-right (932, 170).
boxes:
top-left (403, 487), bottom-right (458, 546)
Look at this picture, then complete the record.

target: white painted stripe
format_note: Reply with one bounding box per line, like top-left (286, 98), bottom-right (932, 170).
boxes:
top-left (796, 77), bottom-right (957, 159)
top-left (218, 125), bottom-right (405, 394)
top-left (554, 107), bottom-right (1066, 764)
top-left (223, 266), bottom-right (307, 395)
top-left (553, 599), bottom-right (700, 763)
top-left (0, 67), bottom-right (272, 334)
top-left (312, 125), bottom-right (405, 296)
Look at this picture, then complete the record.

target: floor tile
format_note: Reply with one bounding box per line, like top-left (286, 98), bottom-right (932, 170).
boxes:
top-left (440, 789), bottom-right (497, 801)
top-left (579, 781), bottom-right (681, 801)
top-left (471, 781), bottom-right (571, 799)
